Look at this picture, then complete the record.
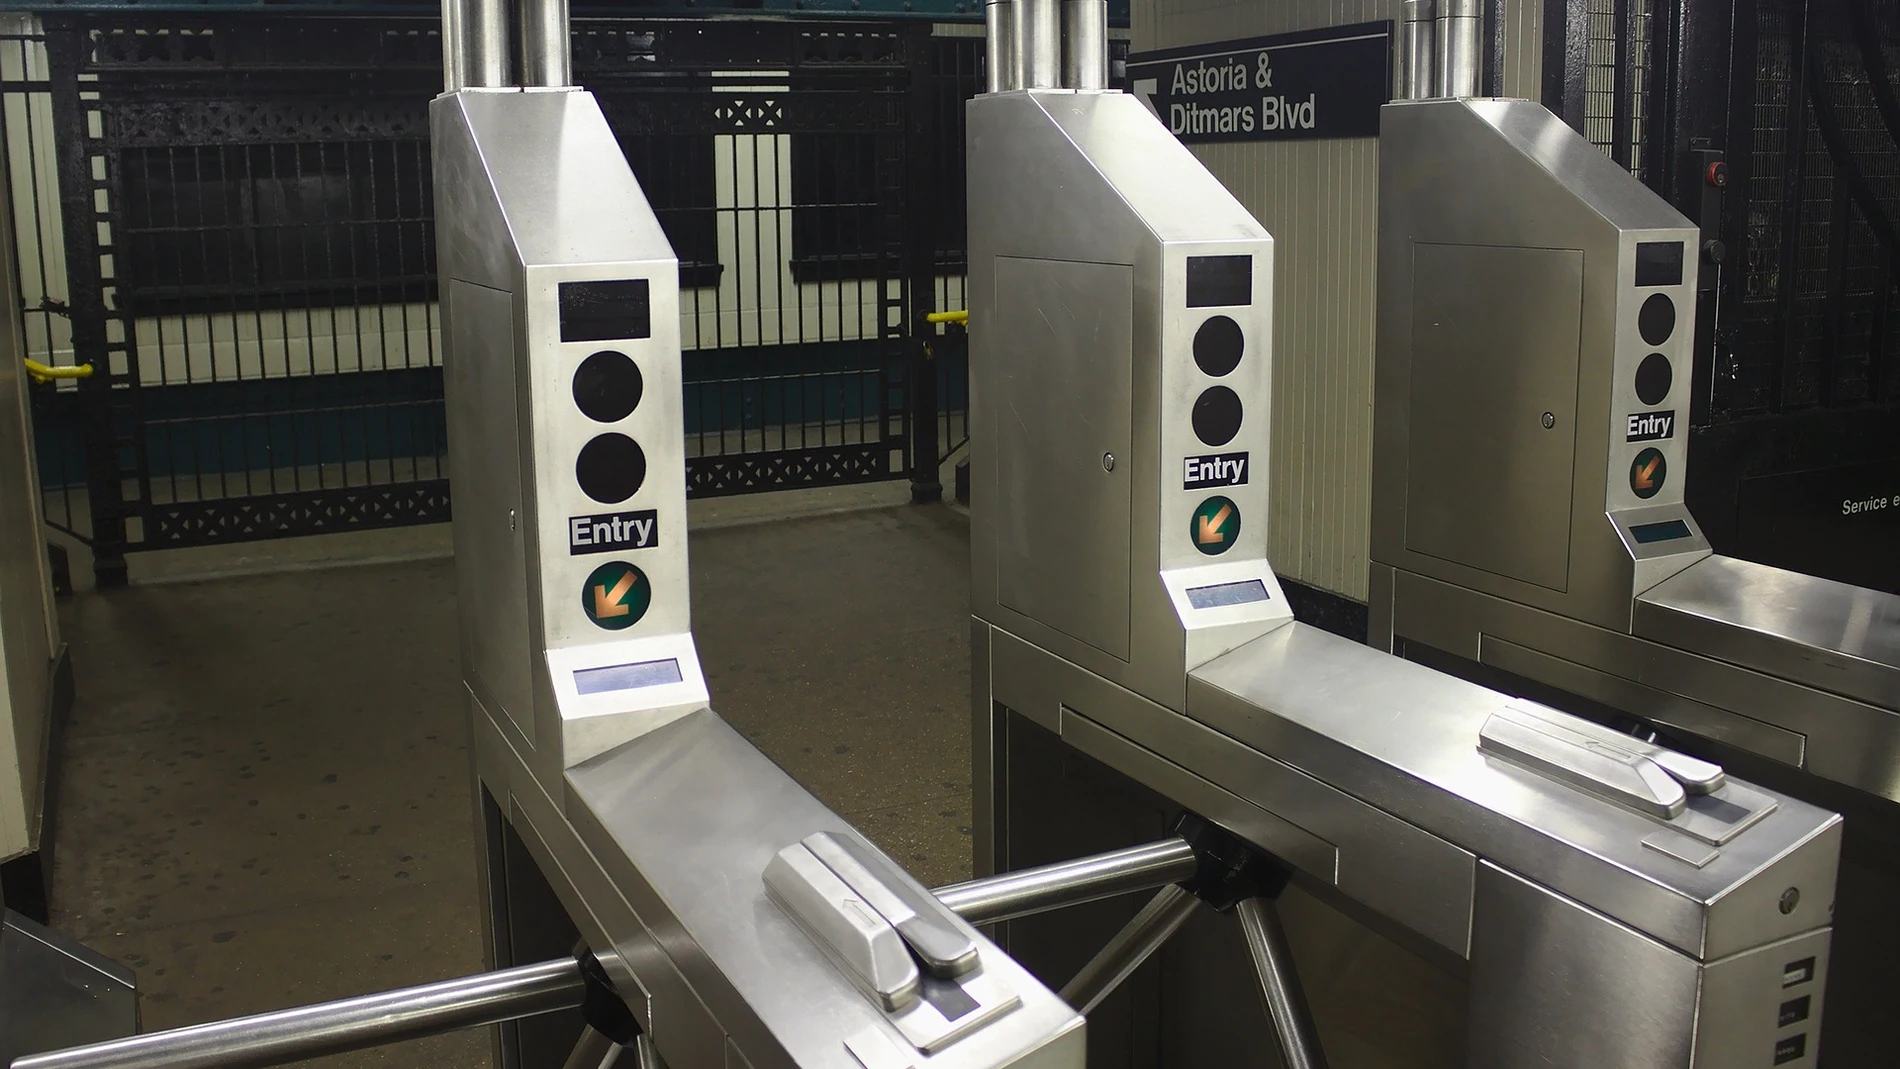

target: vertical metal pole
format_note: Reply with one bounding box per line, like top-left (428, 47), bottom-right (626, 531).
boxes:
top-left (44, 22), bottom-right (129, 587)
top-left (986, 0), bottom-right (1017, 92)
top-left (1401, 0), bottom-right (1437, 99)
top-left (518, 0), bottom-right (572, 88)
top-left (1062, 0), bottom-right (1108, 90)
top-left (1235, 898), bottom-right (1329, 1069)
top-left (1057, 885), bottom-right (1201, 1017)
top-left (455, 0), bottom-right (511, 89)
top-left (906, 25), bottom-right (943, 504)
top-left (442, 0), bottom-right (468, 92)
top-left (1436, 0), bottom-right (1481, 98)
top-left (1016, 0), bottom-right (1061, 90)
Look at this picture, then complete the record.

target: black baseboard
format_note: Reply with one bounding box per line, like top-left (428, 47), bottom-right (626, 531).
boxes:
top-left (1278, 577), bottom-right (1368, 643)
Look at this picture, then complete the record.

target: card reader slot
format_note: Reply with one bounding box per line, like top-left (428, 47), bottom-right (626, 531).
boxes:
top-left (762, 841), bottom-right (921, 1010)
top-left (1481, 704), bottom-right (1688, 818)
top-left (804, 831), bottom-right (980, 979)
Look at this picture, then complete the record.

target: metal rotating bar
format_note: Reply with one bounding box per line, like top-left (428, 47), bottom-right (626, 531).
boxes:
top-left (559, 1026), bottom-right (625, 1069)
top-left (933, 837), bottom-right (1198, 924)
top-left (1056, 885), bottom-right (1203, 1016)
top-left (1236, 897), bottom-right (1328, 1069)
top-left (12, 958), bottom-right (585, 1069)
top-left (16, 839), bottom-right (1199, 1069)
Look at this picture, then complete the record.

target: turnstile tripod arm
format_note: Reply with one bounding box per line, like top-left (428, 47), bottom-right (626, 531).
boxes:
top-left (13, 837), bottom-right (1204, 1069)
top-left (932, 837), bottom-right (1199, 924)
top-left (9, 957), bottom-right (585, 1069)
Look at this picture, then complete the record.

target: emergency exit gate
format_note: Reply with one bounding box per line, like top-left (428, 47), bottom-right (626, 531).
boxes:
top-left (14, 13), bottom-right (978, 585)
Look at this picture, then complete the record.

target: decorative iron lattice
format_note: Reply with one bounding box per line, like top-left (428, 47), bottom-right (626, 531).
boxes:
top-left (686, 444), bottom-right (896, 497)
top-left (148, 481), bottom-right (452, 544)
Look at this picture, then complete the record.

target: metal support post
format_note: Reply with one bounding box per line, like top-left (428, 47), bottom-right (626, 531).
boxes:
top-left (1235, 897), bottom-right (1328, 1069)
top-left (517, 0), bottom-right (573, 88)
top-left (1061, 0), bottom-right (1108, 90)
top-left (1055, 885), bottom-right (1202, 1016)
top-left (905, 23), bottom-right (943, 504)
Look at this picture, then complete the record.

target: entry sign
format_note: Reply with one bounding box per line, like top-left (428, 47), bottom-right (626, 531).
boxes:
top-left (582, 561), bottom-right (652, 631)
top-left (1191, 495), bottom-right (1242, 555)
top-left (1630, 448), bottom-right (1668, 500)
top-left (1128, 22), bottom-right (1392, 144)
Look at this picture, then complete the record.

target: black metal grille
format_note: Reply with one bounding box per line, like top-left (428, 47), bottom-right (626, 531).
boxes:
top-left (1579, 0), bottom-right (1653, 177)
top-left (15, 14), bottom-right (977, 582)
top-left (1721, 0), bottom-right (1900, 420)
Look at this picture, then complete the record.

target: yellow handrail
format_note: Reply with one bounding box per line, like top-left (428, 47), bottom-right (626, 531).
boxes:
top-left (925, 310), bottom-right (968, 325)
top-left (25, 359), bottom-right (93, 384)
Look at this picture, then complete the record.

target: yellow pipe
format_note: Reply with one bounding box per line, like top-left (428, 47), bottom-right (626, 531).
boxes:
top-left (925, 310), bottom-right (968, 325)
top-left (25, 359), bottom-right (92, 383)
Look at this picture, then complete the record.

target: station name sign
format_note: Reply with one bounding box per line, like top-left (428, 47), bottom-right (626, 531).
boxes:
top-left (1128, 23), bottom-right (1392, 144)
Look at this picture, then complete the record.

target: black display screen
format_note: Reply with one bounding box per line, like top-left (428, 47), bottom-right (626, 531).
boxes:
top-left (1635, 241), bottom-right (1684, 287)
top-left (1186, 255), bottom-right (1252, 308)
top-left (559, 279), bottom-right (651, 342)
top-left (1630, 519), bottom-right (1692, 544)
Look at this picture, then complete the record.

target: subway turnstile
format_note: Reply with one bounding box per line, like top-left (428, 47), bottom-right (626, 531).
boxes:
top-left (967, 9), bottom-right (1843, 1069)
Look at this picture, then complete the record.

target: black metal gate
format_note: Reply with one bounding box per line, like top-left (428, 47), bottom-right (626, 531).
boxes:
top-left (1545, 0), bottom-right (1900, 593)
top-left (20, 14), bottom-right (972, 585)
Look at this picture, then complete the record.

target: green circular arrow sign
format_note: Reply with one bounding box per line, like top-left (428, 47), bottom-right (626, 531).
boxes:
top-left (582, 561), bottom-right (651, 630)
top-left (1190, 495), bottom-right (1241, 556)
top-left (1629, 448), bottom-right (1667, 500)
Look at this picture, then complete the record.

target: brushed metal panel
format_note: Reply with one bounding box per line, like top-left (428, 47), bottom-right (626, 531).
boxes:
top-left (994, 256), bottom-right (1135, 662)
top-left (1478, 634), bottom-right (1811, 767)
top-left (1405, 242), bottom-right (1582, 592)
top-left (1636, 555), bottom-right (1900, 711)
top-left (1468, 860), bottom-right (1699, 1069)
top-left (446, 279), bottom-right (535, 747)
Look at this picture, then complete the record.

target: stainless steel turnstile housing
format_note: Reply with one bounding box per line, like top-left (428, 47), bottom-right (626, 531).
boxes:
top-left (1367, 90), bottom-right (1900, 1069)
top-left (434, 78), bottom-right (1083, 1069)
top-left (1369, 97), bottom-right (1900, 810)
top-left (970, 81), bottom-right (1843, 1069)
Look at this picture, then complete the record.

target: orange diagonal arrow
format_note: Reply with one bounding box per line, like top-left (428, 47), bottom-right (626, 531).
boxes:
top-left (1634, 456), bottom-right (1660, 489)
top-left (1196, 503), bottom-right (1234, 544)
top-left (593, 570), bottom-right (637, 618)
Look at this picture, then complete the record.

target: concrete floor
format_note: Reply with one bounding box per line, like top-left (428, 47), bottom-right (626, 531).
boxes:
top-left (48, 499), bottom-right (974, 1069)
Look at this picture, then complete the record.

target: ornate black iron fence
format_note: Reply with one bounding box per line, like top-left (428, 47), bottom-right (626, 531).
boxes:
top-left (13, 14), bottom-right (978, 584)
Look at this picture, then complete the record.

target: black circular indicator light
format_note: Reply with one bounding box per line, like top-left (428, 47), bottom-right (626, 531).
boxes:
top-left (1635, 353), bottom-right (1673, 406)
top-left (1192, 386), bottom-right (1244, 447)
top-left (575, 433), bottom-right (647, 504)
top-left (1193, 316), bottom-right (1245, 377)
top-left (572, 350), bottom-right (643, 423)
top-left (1638, 294), bottom-right (1676, 346)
